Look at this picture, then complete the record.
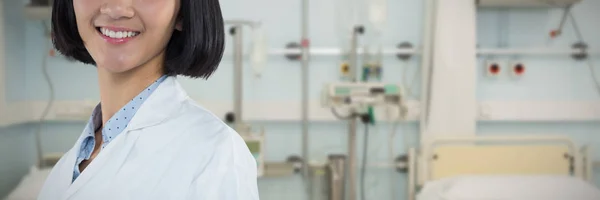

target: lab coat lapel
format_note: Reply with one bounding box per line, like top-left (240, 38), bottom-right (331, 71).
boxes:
top-left (62, 129), bottom-right (137, 199)
top-left (61, 76), bottom-right (185, 199)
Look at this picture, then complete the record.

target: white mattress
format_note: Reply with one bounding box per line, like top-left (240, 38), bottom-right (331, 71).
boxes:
top-left (4, 166), bottom-right (52, 200)
top-left (417, 175), bottom-right (600, 200)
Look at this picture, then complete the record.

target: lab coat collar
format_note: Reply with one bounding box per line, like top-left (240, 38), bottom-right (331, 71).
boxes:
top-left (126, 76), bottom-right (188, 130)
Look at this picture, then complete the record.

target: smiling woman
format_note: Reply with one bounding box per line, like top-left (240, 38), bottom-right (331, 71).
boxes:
top-left (37, 0), bottom-right (259, 199)
top-left (51, 0), bottom-right (224, 78)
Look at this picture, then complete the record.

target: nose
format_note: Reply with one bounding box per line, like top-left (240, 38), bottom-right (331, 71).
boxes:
top-left (100, 0), bottom-right (135, 19)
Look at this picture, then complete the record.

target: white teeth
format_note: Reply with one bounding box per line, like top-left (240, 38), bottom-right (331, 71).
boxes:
top-left (99, 28), bottom-right (139, 39)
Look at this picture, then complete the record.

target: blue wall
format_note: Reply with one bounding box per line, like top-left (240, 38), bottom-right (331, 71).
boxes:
top-left (2, 0), bottom-right (600, 199)
top-left (3, 0), bottom-right (26, 102)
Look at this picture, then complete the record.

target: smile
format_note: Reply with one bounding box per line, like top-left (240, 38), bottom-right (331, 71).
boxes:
top-left (96, 27), bottom-right (141, 44)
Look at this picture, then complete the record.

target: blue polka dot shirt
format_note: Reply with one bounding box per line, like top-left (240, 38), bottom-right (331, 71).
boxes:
top-left (72, 75), bottom-right (167, 182)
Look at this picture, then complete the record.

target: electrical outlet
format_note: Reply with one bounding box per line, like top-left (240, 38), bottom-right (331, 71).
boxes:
top-left (510, 61), bottom-right (525, 78)
top-left (485, 60), bottom-right (502, 77)
top-left (340, 62), bottom-right (350, 76)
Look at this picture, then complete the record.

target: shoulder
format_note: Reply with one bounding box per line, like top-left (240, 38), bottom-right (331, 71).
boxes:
top-left (138, 96), bottom-right (253, 165)
top-left (154, 98), bottom-right (242, 152)
top-left (168, 99), bottom-right (259, 199)
top-left (158, 98), bottom-right (232, 142)
top-left (176, 99), bottom-right (256, 166)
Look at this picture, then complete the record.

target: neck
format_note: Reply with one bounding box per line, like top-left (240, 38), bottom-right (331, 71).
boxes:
top-left (97, 60), bottom-right (164, 125)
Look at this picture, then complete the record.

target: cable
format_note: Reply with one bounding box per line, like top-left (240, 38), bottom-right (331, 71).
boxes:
top-left (568, 12), bottom-right (584, 42)
top-left (568, 12), bottom-right (600, 95)
top-left (585, 58), bottom-right (600, 95)
top-left (360, 123), bottom-right (369, 200)
top-left (402, 61), bottom-right (420, 99)
top-left (387, 103), bottom-right (410, 200)
top-left (331, 107), bottom-right (356, 120)
top-left (35, 21), bottom-right (55, 168)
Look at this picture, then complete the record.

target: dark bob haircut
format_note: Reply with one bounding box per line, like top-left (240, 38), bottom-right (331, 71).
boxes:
top-left (51, 0), bottom-right (225, 79)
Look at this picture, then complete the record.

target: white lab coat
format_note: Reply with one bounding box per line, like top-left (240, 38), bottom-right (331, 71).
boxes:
top-left (37, 77), bottom-right (260, 200)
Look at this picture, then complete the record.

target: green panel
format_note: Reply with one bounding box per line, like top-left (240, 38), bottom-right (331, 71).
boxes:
top-left (246, 141), bottom-right (261, 153)
top-left (335, 87), bottom-right (351, 95)
top-left (384, 84), bottom-right (399, 95)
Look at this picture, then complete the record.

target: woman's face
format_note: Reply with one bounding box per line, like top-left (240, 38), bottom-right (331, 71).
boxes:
top-left (73, 0), bottom-right (181, 73)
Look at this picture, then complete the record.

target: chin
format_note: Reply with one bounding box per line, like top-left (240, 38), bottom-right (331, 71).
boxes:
top-left (97, 62), bottom-right (138, 74)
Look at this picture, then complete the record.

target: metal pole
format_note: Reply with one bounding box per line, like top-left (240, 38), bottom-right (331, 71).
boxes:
top-left (300, 0), bottom-right (311, 199)
top-left (347, 119), bottom-right (357, 200)
top-left (225, 20), bottom-right (260, 28)
top-left (232, 26), bottom-right (243, 129)
top-left (226, 47), bottom-right (599, 57)
top-left (420, 0), bottom-right (436, 139)
top-left (349, 28), bottom-right (360, 83)
top-left (407, 148), bottom-right (416, 200)
top-left (346, 25), bottom-right (363, 200)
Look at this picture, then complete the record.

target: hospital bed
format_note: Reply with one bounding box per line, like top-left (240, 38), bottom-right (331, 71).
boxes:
top-left (4, 154), bottom-right (62, 200)
top-left (409, 135), bottom-right (600, 200)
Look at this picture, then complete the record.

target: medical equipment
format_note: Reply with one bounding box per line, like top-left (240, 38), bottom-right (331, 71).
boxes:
top-left (226, 21), bottom-right (256, 123)
top-left (565, 12), bottom-right (600, 95)
top-left (227, 21), bottom-right (266, 177)
top-left (476, 0), bottom-right (582, 7)
top-left (228, 25), bottom-right (245, 130)
top-left (408, 135), bottom-right (598, 200)
top-left (322, 82), bottom-right (403, 108)
top-left (343, 25), bottom-right (361, 200)
top-left (367, 0), bottom-right (387, 37)
top-left (339, 61), bottom-right (351, 80)
top-left (400, 43), bottom-right (419, 99)
top-left (307, 163), bottom-right (328, 200)
top-left (325, 155), bottom-right (347, 200)
top-left (241, 130), bottom-right (265, 177)
top-left (322, 81), bottom-right (406, 200)
top-left (321, 24), bottom-right (408, 200)
top-left (250, 26), bottom-right (267, 78)
top-left (225, 20), bottom-right (266, 78)
top-left (360, 47), bottom-right (383, 82)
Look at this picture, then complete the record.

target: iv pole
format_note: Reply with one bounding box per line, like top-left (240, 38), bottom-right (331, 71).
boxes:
top-left (227, 20), bottom-right (268, 178)
top-left (300, 0), bottom-right (311, 197)
top-left (226, 20), bottom-right (260, 131)
top-left (347, 25), bottom-right (364, 200)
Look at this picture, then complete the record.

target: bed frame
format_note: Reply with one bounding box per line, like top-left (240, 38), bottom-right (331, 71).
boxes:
top-left (407, 135), bottom-right (593, 200)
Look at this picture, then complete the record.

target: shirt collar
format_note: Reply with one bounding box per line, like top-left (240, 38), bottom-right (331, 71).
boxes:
top-left (85, 75), bottom-right (167, 146)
